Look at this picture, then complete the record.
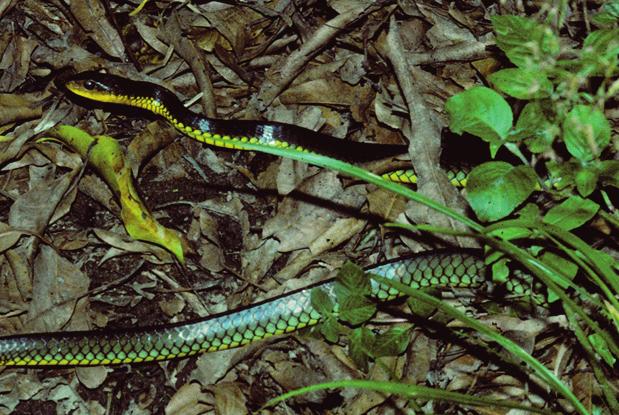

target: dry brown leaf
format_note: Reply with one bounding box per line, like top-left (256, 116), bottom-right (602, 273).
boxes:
top-left (405, 333), bottom-right (436, 384)
top-left (0, 121), bottom-right (39, 164)
top-left (0, 0), bottom-right (17, 18)
top-left (329, 0), bottom-right (375, 14)
top-left (75, 366), bottom-right (110, 390)
top-left (69, 0), bottom-right (125, 59)
top-left (308, 217), bottom-right (365, 255)
top-left (339, 53), bottom-right (366, 85)
top-left (342, 357), bottom-right (403, 414)
top-left (204, 53), bottom-right (246, 86)
top-left (2, 147), bottom-right (57, 171)
top-left (212, 382), bottom-right (248, 415)
top-left (194, 4), bottom-right (260, 56)
top-left (367, 188), bottom-right (407, 221)
top-left (191, 348), bottom-right (241, 386)
top-left (5, 252), bottom-right (31, 308)
top-left (241, 236), bottom-right (280, 284)
top-left (1, 2), bottom-right (613, 413)
top-left (374, 81), bottom-right (407, 130)
top-left (8, 169), bottom-right (75, 233)
top-left (158, 294), bottom-right (185, 317)
top-left (165, 382), bottom-right (209, 415)
top-left (50, 181), bottom-right (78, 224)
top-left (78, 173), bottom-right (120, 216)
top-left (134, 18), bottom-right (169, 55)
top-left (267, 361), bottom-right (327, 404)
top-left (198, 239), bottom-right (225, 273)
top-left (280, 77), bottom-right (371, 106)
top-left (27, 245), bottom-right (90, 332)
top-left (275, 157), bottom-right (311, 195)
top-left (0, 92), bottom-right (43, 124)
top-left (472, 56), bottom-right (502, 77)
top-left (93, 228), bottom-right (174, 264)
top-left (440, 62), bottom-right (478, 89)
top-left (0, 222), bottom-right (25, 254)
top-left (31, 142), bottom-right (84, 170)
top-left (419, 4), bottom-right (477, 47)
top-left (0, 35), bottom-right (37, 91)
top-left (21, 0), bottom-right (67, 36)
top-left (0, 371), bottom-right (44, 413)
top-left (126, 121), bottom-right (178, 177)
top-left (52, 229), bottom-right (90, 251)
top-left (444, 354), bottom-right (482, 391)
top-left (262, 170), bottom-right (366, 252)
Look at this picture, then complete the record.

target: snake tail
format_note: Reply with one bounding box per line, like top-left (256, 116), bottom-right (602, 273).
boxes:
top-left (0, 251), bottom-right (486, 366)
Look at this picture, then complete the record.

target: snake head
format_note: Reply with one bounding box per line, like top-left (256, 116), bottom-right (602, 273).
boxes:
top-left (65, 71), bottom-right (149, 105)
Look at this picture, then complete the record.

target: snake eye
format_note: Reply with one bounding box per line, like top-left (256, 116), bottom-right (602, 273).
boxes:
top-left (84, 80), bottom-right (95, 90)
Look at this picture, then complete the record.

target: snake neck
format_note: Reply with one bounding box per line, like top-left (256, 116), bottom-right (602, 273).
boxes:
top-left (67, 72), bottom-right (408, 162)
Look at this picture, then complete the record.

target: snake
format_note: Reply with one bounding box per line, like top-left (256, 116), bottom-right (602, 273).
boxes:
top-left (63, 71), bottom-right (469, 186)
top-left (0, 72), bottom-right (529, 366)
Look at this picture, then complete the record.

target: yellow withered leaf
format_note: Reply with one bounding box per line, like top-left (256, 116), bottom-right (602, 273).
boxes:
top-left (51, 125), bottom-right (186, 263)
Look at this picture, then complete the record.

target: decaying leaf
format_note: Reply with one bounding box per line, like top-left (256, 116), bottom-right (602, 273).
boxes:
top-left (69, 0), bottom-right (125, 59)
top-left (52, 125), bottom-right (188, 262)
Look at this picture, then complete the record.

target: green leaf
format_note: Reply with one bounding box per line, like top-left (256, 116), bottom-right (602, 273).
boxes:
top-left (583, 28), bottom-right (619, 58)
top-left (529, 245), bottom-right (544, 256)
top-left (488, 209), bottom-right (536, 240)
top-left (491, 15), bottom-right (538, 67)
top-left (339, 295), bottom-right (376, 325)
top-left (406, 295), bottom-right (438, 317)
top-left (543, 196), bottom-right (600, 230)
top-left (492, 15), bottom-right (536, 50)
top-left (491, 258), bottom-right (510, 284)
top-left (466, 161), bottom-right (538, 222)
top-left (489, 68), bottom-right (553, 99)
top-left (488, 142), bottom-right (503, 158)
top-left (349, 328), bottom-right (374, 371)
top-left (320, 317), bottom-right (343, 343)
top-left (575, 167), bottom-right (599, 197)
top-left (545, 160), bottom-right (577, 190)
top-left (491, 16), bottom-right (559, 68)
top-left (541, 252), bottom-right (578, 284)
top-left (488, 226), bottom-right (532, 241)
top-left (599, 160), bottom-right (619, 188)
top-left (517, 203), bottom-right (540, 221)
top-left (311, 288), bottom-right (335, 316)
top-left (372, 326), bottom-right (411, 357)
top-left (592, 0), bottom-right (619, 26)
top-left (580, 29), bottom-right (619, 77)
top-left (514, 101), bottom-right (558, 153)
top-left (446, 86), bottom-right (513, 144)
top-left (533, 25), bottom-right (561, 57)
top-left (334, 261), bottom-right (370, 300)
top-left (563, 105), bottom-right (611, 162)
top-left (484, 249), bottom-right (505, 265)
top-left (588, 333), bottom-right (617, 366)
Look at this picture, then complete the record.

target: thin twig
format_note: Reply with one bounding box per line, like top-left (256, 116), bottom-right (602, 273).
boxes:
top-left (247, 2), bottom-right (392, 117)
top-left (159, 12), bottom-right (217, 117)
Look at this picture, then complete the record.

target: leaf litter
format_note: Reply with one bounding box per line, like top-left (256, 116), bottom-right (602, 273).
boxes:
top-left (0, 1), bottom-right (616, 414)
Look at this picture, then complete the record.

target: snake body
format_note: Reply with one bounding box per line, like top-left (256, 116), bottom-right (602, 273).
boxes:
top-left (65, 72), bottom-right (409, 161)
top-left (0, 72), bottom-right (523, 366)
top-left (0, 251), bottom-right (486, 366)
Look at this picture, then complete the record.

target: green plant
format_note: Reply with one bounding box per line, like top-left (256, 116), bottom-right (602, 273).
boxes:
top-left (445, 13), bottom-right (618, 223)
